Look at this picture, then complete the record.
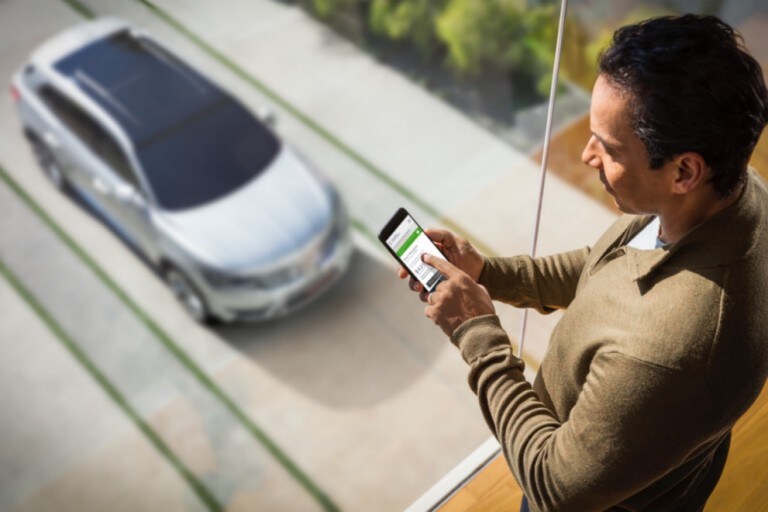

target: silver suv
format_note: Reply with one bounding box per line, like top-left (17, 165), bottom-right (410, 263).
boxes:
top-left (11, 18), bottom-right (352, 323)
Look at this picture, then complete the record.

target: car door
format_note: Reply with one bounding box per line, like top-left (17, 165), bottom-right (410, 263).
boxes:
top-left (32, 83), bottom-right (92, 191)
top-left (86, 128), bottom-right (160, 262)
top-left (36, 83), bottom-right (158, 260)
top-left (37, 84), bottom-right (114, 203)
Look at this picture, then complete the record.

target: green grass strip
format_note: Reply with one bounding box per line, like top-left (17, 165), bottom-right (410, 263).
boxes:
top-left (0, 164), bottom-right (340, 511)
top-left (0, 258), bottom-right (222, 512)
top-left (130, 0), bottom-right (495, 257)
top-left (60, 0), bottom-right (95, 18)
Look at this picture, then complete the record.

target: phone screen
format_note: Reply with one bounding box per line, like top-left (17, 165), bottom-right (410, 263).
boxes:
top-left (382, 212), bottom-right (446, 292)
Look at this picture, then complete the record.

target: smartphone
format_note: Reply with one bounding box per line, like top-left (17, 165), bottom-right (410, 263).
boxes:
top-left (379, 208), bottom-right (447, 293)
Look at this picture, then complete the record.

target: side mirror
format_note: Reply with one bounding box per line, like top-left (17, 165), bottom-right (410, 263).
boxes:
top-left (257, 106), bottom-right (276, 128)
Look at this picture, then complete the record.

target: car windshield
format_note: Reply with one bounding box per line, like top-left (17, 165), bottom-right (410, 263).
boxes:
top-left (136, 99), bottom-right (280, 211)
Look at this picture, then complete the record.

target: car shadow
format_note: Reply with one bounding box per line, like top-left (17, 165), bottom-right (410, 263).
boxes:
top-left (34, 145), bottom-right (452, 410)
top-left (214, 248), bottom-right (450, 410)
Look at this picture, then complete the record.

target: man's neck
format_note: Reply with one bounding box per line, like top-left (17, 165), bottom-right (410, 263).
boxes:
top-left (658, 184), bottom-right (744, 244)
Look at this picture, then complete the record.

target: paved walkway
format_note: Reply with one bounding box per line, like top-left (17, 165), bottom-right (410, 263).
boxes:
top-left (0, 274), bottom-right (205, 512)
top-left (0, 172), bottom-right (322, 511)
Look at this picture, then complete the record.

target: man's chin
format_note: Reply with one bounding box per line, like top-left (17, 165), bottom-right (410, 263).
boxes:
top-left (609, 195), bottom-right (631, 213)
top-left (613, 199), bottom-right (640, 214)
top-left (602, 186), bottom-right (625, 212)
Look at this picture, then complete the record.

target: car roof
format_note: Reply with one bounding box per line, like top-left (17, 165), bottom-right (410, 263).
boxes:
top-left (30, 17), bottom-right (130, 66)
top-left (35, 18), bottom-right (227, 146)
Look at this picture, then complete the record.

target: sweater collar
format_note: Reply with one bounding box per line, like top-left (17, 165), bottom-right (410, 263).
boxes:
top-left (620, 171), bottom-right (767, 282)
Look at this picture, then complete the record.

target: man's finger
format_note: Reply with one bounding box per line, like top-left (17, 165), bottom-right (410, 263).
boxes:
top-left (397, 266), bottom-right (409, 279)
top-left (422, 253), bottom-right (461, 277)
top-left (424, 228), bottom-right (449, 243)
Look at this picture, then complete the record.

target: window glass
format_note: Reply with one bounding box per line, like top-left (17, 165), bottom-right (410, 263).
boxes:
top-left (39, 85), bottom-right (98, 147)
top-left (96, 134), bottom-right (139, 188)
top-left (38, 85), bottom-right (140, 188)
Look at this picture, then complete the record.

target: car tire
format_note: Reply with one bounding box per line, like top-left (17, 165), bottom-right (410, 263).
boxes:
top-left (162, 266), bottom-right (216, 324)
top-left (30, 137), bottom-right (68, 191)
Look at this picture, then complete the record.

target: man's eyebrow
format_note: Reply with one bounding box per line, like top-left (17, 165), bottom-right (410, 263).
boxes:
top-left (592, 131), bottom-right (621, 152)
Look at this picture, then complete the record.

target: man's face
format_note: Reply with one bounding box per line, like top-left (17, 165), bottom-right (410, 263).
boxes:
top-left (581, 75), bottom-right (673, 214)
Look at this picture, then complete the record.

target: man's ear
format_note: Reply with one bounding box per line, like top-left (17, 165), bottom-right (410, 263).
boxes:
top-left (671, 152), bottom-right (708, 194)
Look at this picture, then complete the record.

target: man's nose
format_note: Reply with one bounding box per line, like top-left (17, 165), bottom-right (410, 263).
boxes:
top-left (581, 136), bottom-right (600, 168)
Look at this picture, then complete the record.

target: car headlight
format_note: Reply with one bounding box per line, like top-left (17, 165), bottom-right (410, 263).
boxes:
top-left (200, 267), bottom-right (259, 289)
top-left (332, 186), bottom-right (350, 233)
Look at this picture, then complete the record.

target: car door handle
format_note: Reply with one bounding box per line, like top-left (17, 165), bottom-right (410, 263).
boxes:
top-left (92, 177), bottom-right (111, 195)
top-left (42, 131), bottom-right (60, 149)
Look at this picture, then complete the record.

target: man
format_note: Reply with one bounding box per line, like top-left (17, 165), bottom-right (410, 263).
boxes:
top-left (400, 14), bottom-right (768, 511)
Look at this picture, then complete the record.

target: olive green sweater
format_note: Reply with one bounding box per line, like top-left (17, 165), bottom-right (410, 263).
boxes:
top-left (452, 172), bottom-right (768, 511)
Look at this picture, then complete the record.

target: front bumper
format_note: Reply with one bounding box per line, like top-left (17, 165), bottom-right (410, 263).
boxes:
top-left (200, 229), bottom-right (353, 323)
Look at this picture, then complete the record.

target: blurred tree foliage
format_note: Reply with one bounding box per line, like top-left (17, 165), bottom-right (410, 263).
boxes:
top-left (369, 0), bottom-right (447, 55)
top-left (305, 0), bottom-right (703, 101)
top-left (436, 0), bottom-right (568, 96)
top-left (307, 0), bottom-right (597, 100)
top-left (311, 0), bottom-right (358, 19)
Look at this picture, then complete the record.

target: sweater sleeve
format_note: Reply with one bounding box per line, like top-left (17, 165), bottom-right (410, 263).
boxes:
top-left (479, 248), bottom-right (590, 313)
top-left (451, 315), bottom-right (714, 512)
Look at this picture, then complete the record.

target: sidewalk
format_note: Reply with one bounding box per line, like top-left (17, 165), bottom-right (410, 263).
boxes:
top-left (0, 173), bottom-right (323, 510)
top-left (0, 274), bottom-right (206, 512)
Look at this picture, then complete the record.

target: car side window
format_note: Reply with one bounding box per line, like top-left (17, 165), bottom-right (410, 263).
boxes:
top-left (38, 85), bottom-right (141, 189)
top-left (92, 129), bottom-right (139, 189)
top-left (39, 85), bottom-right (96, 144)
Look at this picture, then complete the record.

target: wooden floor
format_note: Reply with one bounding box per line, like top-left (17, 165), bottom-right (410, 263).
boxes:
top-left (438, 455), bottom-right (523, 512)
top-left (438, 381), bottom-right (768, 511)
top-left (703, 382), bottom-right (768, 511)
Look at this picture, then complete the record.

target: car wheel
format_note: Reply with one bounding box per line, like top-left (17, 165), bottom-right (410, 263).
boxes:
top-left (31, 138), bottom-right (67, 190)
top-left (163, 266), bottom-right (214, 324)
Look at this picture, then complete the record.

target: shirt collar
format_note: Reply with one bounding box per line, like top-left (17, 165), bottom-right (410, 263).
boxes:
top-left (619, 171), bottom-right (767, 282)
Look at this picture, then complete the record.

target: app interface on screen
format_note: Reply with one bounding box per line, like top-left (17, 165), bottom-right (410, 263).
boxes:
top-left (386, 215), bottom-right (446, 290)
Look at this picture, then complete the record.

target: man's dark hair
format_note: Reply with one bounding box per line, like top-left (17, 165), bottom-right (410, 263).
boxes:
top-left (598, 14), bottom-right (768, 197)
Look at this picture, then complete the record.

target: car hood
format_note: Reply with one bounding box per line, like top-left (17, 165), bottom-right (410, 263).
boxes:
top-left (157, 147), bottom-right (333, 271)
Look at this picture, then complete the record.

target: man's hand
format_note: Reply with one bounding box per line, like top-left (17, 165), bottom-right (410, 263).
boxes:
top-left (426, 229), bottom-right (485, 281)
top-left (397, 229), bottom-right (486, 296)
top-left (422, 254), bottom-right (495, 337)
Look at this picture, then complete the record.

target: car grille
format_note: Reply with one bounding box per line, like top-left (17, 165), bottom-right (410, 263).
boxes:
top-left (247, 247), bottom-right (319, 289)
top-left (212, 223), bottom-right (341, 291)
top-left (258, 265), bottom-right (302, 288)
